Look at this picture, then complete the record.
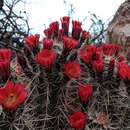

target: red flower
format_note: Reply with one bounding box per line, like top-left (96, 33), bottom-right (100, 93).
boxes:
top-left (0, 49), bottom-right (12, 79)
top-left (83, 44), bottom-right (96, 54)
top-left (72, 20), bottom-right (82, 40)
top-left (44, 28), bottom-right (53, 38)
top-left (35, 49), bottom-right (57, 68)
top-left (25, 34), bottom-right (40, 47)
top-left (43, 38), bottom-right (53, 49)
top-left (0, 49), bottom-right (12, 60)
top-left (64, 61), bottom-right (81, 79)
top-left (81, 31), bottom-right (90, 40)
top-left (63, 36), bottom-right (79, 49)
top-left (117, 62), bottom-right (130, 79)
top-left (78, 84), bottom-right (93, 102)
top-left (49, 21), bottom-right (59, 36)
top-left (61, 16), bottom-right (70, 36)
top-left (102, 43), bottom-right (120, 56)
top-left (95, 47), bottom-right (103, 60)
top-left (92, 59), bottom-right (104, 73)
top-left (68, 111), bottom-right (87, 130)
top-left (35, 34), bottom-right (40, 43)
top-left (79, 45), bottom-right (97, 64)
top-left (0, 80), bottom-right (28, 109)
top-left (62, 16), bottom-right (70, 22)
top-left (79, 50), bottom-right (93, 64)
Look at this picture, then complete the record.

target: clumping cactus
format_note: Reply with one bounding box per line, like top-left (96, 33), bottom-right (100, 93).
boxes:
top-left (0, 16), bottom-right (130, 130)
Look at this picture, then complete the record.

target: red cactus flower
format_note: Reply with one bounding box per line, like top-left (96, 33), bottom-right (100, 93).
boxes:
top-left (0, 80), bottom-right (28, 109)
top-left (43, 38), bottom-right (53, 49)
top-left (0, 49), bottom-right (12, 79)
top-left (95, 47), bottom-right (103, 60)
top-left (92, 59), bottom-right (104, 73)
top-left (62, 16), bottom-right (70, 22)
top-left (35, 34), bottom-right (40, 43)
top-left (0, 49), bottom-right (12, 60)
top-left (102, 43), bottom-right (120, 56)
top-left (25, 34), bottom-right (40, 47)
top-left (35, 49), bottom-right (57, 68)
top-left (64, 61), bottom-right (81, 79)
top-left (61, 16), bottom-right (70, 36)
top-left (49, 21), bottom-right (59, 36)
top-left (44, 28), bottom-right (53, 38)
top-left (68, 111), bottom-right (87, 130)
top-left (78, 84), bottom-right (93, 102)
top-left (72, 20), bottom-right (82, 40)
top-left (63, 36), bottom-right (79, 49)
top-left (79, 50), bottom-right (93, 64)
top-left (84, 44), bottom-right (96, 54)
top-left (79, 45), bottom-right (97, 63)
top-left (81, 31), bottom-right (90, 40)
top-left (117, 62), bottom-right (130, 80)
